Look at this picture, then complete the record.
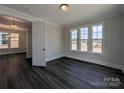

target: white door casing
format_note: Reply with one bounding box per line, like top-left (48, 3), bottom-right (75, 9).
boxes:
top-left (32, 20), bottom-right (46, 67)
top-left (0, 5), bottom-right (46, 67)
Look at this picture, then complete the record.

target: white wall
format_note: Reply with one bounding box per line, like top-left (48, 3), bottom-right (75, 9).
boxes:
top-left (64, 15), bottom-right (123, 70)
top-left (45, 22), bottom-right (64, 61)
top-left (0, 29), bottom-right (26, 55)
top-left (26, 26), bottom-right (32, 58)
top-left (123, 16), bottom-right (124, 73)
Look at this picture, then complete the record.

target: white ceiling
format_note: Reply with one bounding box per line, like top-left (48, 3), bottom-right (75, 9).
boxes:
top-left (3, 4), bottom-right (123, 27)
top-left (0, 15), bottom-right (31, 30)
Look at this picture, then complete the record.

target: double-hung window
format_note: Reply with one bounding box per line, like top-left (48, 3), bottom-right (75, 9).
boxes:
top-left (0, 32), bottom-right (9, 48)
top-left (70, 22), bottom-right (104, 54)
top-left (70, 29), bottom-right (77, 50)
top-left (80, 27), bottom-right (88, 52)
top-left (10, 33), bottom-right (19, 48)
top-left (0, 32), bottom-right (19, 49)
top-left (92, 25), bottom-right (103, 53)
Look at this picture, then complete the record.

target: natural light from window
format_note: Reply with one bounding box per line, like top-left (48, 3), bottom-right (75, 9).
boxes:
top-left (70, 22), bottom-right (103, 54)
top-left (11, 33), bottom-right (19, 48)
top-left (71, 29), bottom-right (77, 50)
top-left (80, 27), bottom-right (88, 51)
top-left (0, 32), bottom-right (19, 49)
top-left (92, 25), bottom-right (103, 53)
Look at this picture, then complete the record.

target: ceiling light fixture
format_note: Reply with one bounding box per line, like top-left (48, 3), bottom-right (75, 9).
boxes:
top-left (6, 16), bottom-right (18, 39)
top-left (9, 17), bottom-right (18, 29)
top-left (60, 4), bottom-right (69, 12)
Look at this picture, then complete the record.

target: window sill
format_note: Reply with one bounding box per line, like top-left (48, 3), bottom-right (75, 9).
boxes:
top-left (0, 48), bottom-right (19, 50)
top-left (69, 49), bottom-right (104, 55)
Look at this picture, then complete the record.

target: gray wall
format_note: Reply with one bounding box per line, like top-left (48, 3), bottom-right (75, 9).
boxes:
top-left (64, 15), bottom-right (123, 69)
top-left (46, 22), bottom-right (64, 61)
top-left (0, 29), bottom-right (26, 55)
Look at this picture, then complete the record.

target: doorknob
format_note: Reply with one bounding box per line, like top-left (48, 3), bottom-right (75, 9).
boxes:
top-left (43, 49), bottom-right (45, 51)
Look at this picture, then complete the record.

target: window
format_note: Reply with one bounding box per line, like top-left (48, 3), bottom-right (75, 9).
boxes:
top-left (10, 33), bottom-right (19, 48)
top-left (70, 22), bottom-right (104, 54)
top-left (0, 32), bottom-right (19, 49)
top-left (0, 32), bottom-right (9, 48)
top-left (80, 27), bottom-right (88, 51)
top-left (92, 25), bottom-right (103, 53)
top-left (70, 29), bottom-right (77, 50)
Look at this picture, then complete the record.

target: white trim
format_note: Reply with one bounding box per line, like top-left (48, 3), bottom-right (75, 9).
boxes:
top-left (91, 22), bottom-right (105, 54)
top-left (45, 21), bottom-right (62, 28)
top-left (70, 28), bottom-right (78, 50)
top-left (26, 30), bottom-right (29, 58)
top-left (69, 21), bottom-right (105, 54)
top-left (0, 5), bottom-right (35, 22)
top-left (46, 54), bottom-right (64, 62)
top-left (64, 13), bottom-right (122, 29)
top-left (65, 55), bottom-right (122, 70)
top-left (0, 50), bottom-right (26, 55)
top-left (0, 5), bottom-right (62, 28)
top-left (79, 26), bottom-right (89, 52)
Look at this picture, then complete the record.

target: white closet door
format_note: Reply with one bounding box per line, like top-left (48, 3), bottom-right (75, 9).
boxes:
top-left (32, 21), bottom-right (46, 67)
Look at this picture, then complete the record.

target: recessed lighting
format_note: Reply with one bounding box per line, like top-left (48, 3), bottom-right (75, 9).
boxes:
top-left (60, 4), bottom-right (69, 12)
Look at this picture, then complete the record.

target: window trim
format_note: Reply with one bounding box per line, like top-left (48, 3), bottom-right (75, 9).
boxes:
top-left (69, 21), bottom-right (105, 55)
top-left (10, 33), bottom-right (19, 48)
top-left (0, 31), bottom-right (19, 49)
top-left (70, 28), bottom-right (78, 51)
top-left (79, 26), bottom-right (89, 52)
top-left (90, 21), bottom-right (105, 54)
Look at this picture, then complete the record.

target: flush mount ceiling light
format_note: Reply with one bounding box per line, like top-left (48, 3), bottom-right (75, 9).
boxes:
top-left (60, 4), bottom-right (69, 12)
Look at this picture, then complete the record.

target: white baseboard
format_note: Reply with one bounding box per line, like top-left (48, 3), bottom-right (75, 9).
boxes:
top-left (46, 54), bottom-right (123, 72)
top-left (65, 55), bottom-right (122, 70)
top-left (46, 54), bottom-right (64, 62)
top-left (0, 50), bottom-right (26, 55)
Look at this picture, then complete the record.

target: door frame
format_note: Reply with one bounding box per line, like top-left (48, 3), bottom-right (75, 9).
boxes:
top-left (32, 20), bottom-right (46, 67)
top-left (0, 5), bottom-right (46, 66)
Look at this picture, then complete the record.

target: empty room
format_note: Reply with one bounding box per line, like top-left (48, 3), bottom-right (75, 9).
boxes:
top-left (0, 4), bottom-right (124, 89)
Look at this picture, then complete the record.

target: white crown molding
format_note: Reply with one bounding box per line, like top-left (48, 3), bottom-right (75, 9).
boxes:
top-left (45, 21), bottom-right (62, 28)
top-left (0, 5), bottom-right (36, 22)
top-left (0, 5), bottom-right (62, 28)
top-left (64, 13), bottom-right (122, 29)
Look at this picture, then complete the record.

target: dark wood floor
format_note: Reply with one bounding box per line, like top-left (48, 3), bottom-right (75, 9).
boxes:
top-left (0, 53), bottom-right (124, 89)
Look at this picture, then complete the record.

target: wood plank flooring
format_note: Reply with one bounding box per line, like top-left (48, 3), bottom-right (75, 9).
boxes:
top-left (0, 53), bottom-right (124, 89)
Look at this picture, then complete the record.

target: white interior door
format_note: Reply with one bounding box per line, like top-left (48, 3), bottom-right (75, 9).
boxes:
top-left (32, 20), bottom-right (46, 67)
